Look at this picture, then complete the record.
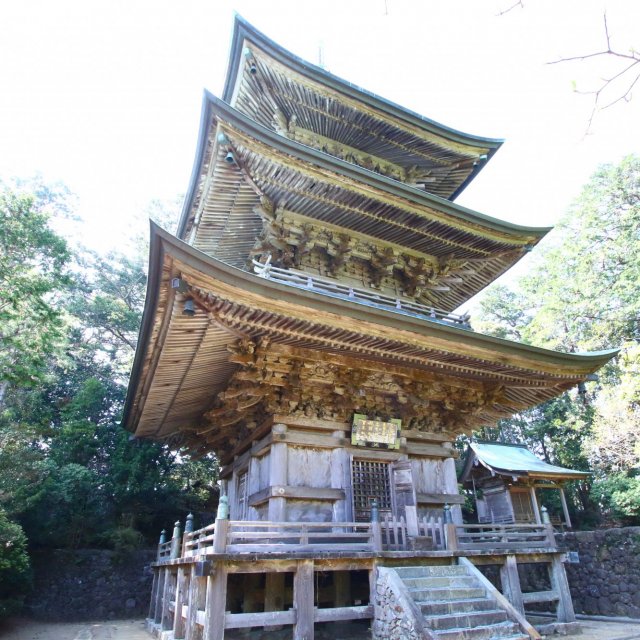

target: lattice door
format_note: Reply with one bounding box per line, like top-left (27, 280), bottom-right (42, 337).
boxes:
top-left (351, 459), bottom-right (392, 522)
top-left (236, 469), bottom-right (249, 520)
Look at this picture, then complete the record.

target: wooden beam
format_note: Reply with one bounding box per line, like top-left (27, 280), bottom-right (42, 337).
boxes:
top-left (249, 485), bottom-right (345, 506)
top-left (225, 609), bottom-right (295, 629)
top-left (416, 492), bottom-right (465, 505)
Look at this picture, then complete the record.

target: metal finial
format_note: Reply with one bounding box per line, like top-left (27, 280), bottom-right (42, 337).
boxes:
top-left (217, 495), bottom-right (229, 520)
top-left (443, 504), bottom-right (453, 523)
top-left (370, 498), bottom-right (379, 523)
top-left (185, 513), bottom-right (194, 534)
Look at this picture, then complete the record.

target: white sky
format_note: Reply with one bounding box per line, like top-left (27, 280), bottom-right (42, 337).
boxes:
top-left (1, 0), bottom-right (639, 307)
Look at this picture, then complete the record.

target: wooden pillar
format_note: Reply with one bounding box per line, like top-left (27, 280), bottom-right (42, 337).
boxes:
top-left (204, 564), bottom-right (228, 640)
top-left (549, 555), bottom-right (576, 622)
top-left (500, 555), bottom-right (524, 614)
top-left (265, 572), bottom-right (286, 631)
top-left (293, 559), bottom-right (314, 640)
top-left (173, 566), bottom-right (188, 639)
top-left (334, 571), bottom-right (351, 607)
top-left (559, 486), bottom-right (572, 528)
top-left (330, 442), bottom-right (349, 522)
top-left (269, 426), bottom-right (288, 522)
top-left (243, 573), bottom-right (262, 613)
top-left (185, 567), bottom-right (206, 640)
top-left (161, 568), bottom-right (175, 630)
top-left (148, 568), bottom-right (159, 621)
top-left (529, 486), bottom-right (542, 524)
top-left (154, 567), bottom-right (167, 624)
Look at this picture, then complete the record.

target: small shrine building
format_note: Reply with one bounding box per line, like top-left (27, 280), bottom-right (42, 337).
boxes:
top-left (124, 16), bottom-right (616, 640)
top-left (459, 442), bottom-right (590, 529)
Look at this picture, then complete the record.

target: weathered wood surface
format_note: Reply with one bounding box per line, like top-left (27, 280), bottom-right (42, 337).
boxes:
top-left (293, 559), bottom-right (314, 640)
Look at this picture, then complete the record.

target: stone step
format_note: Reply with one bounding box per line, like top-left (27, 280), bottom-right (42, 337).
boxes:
top-left (418, 597), bottom-right (496, 616)
top-left (402, 575), bottom-right (479, 589)
top-left (393, 565), bottom-right (468, 578)
top-left (408, 586), bottom-right (487, 601)
top-left (433, 621), bottom-right (525, 640)
top-left (425, 609), bottom-right (509, 631)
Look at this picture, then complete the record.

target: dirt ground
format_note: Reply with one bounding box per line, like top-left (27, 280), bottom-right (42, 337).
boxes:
top-left (0, 618), bottom-right (149, 640)
top-left (2, 617), bottom-right (640, 639)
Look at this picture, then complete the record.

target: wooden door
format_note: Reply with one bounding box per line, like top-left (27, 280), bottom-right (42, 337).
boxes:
top-left (350, 458), bottom-right (392, 522)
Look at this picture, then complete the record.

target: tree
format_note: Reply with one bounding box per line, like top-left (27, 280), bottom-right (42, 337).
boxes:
top-left (473, 155), bottom-right (640, 526)
top-left (0, 184), bottom-right (71, 408)
top-left (0, 508), bottom-right (30, 618)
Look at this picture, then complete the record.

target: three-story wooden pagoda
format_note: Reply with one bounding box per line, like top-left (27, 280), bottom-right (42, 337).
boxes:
top-left (124, 16), bottom-right (615, 640)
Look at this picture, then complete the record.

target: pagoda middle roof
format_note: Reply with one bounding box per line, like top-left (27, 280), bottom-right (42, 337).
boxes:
top-left (178, 94), bottom-right (550, 311)
top-left (222, 16), bottom-right (503, 200)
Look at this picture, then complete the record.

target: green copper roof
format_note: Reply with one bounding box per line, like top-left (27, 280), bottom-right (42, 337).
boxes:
top-left (469, 442), bottom-right (589, 478)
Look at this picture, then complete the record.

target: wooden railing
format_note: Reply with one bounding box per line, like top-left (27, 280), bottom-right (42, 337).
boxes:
top-left (252, 259), bottom-right (471, 328)
top-left (157, 540), bottom-right (173, 561)
top-left (182, 522), bottom-right (216, 557)
top-left (160, 517), bottom-right (555, 561)
top-left (419, 515), bottom-right (445, 550)
top-left (225, 520), bottom-right (375, 552)
top-left (445, 523), bottom-right (556, 551)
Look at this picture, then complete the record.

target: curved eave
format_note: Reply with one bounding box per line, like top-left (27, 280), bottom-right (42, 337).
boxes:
top-left (222, 15), bottom-right (503, 164)
top-left (459, 452), bottom-right (591, 483)
top-left (178, 93), bottom-right (551, 246)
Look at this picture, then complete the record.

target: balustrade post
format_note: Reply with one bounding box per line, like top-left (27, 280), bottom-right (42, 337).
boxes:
top-left (370, 499), bottom-right (382, 551)
top-left (171, 520), bottom-right (182, 559)
top-left (157, 529), bottom-right (167, 561)
top-left (443, 505), bottom-right (458, 551)
top-left (213, 495), bottom-right (229, 554)
top-left (182, 513), bottom-right (194, 556)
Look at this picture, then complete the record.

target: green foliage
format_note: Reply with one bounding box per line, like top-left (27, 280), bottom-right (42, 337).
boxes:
top-left (0, 508), bottom-right (30, 618)
top-left (591, 473), bottom-right (640, 524)
top-left (473, 155), bottom-right (640, 527)
top-left (0, 179), bottom-right (219, 561)
top-left (0, 183), bottom-right (71, 405)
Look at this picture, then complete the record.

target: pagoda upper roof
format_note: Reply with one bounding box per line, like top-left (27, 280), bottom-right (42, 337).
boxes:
top-left (222, 15), bottom-right (503, 200)
top-left (122, 224), bottom-right (617, 458)
top-left (177, 94), bottom-right (550, 312)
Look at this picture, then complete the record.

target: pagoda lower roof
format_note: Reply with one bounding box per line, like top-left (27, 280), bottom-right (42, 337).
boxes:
top-left (123, 224), bottom-right (617, 456)
top-left (222, 16), bottom-right (502, 199)
top-left (178, 95), bottom-right (549, 312)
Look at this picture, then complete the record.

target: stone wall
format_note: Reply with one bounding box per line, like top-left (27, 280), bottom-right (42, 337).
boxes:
top-left (372, 567), bottom-right (432, 639)
top-left (25, 549), bottom-right (155, 621)
top-left (558, 527), bottom-right (640, 618)
top-left (477, 528), bottom-right (640, 619)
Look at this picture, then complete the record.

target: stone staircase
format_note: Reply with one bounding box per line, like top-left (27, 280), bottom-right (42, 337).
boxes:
top-left (394, 565), bottom-right (530, 639)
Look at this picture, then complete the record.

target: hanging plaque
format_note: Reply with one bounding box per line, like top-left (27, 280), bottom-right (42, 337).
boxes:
top-left (351, 414), bottom-right (401, 449)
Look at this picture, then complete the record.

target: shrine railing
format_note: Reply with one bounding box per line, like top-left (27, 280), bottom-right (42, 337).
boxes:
top-left (444, 522), bottom-right (557, 551)
top-left (252, 259), bottom-right (471, 329)
top-left (157, 516), bottom-right (554, 562)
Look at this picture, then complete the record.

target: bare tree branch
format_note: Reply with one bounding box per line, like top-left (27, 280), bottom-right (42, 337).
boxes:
top-left (496, 1), bottom-right (524, 16)
top-left (547, 13), bottom-right (640, 131)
